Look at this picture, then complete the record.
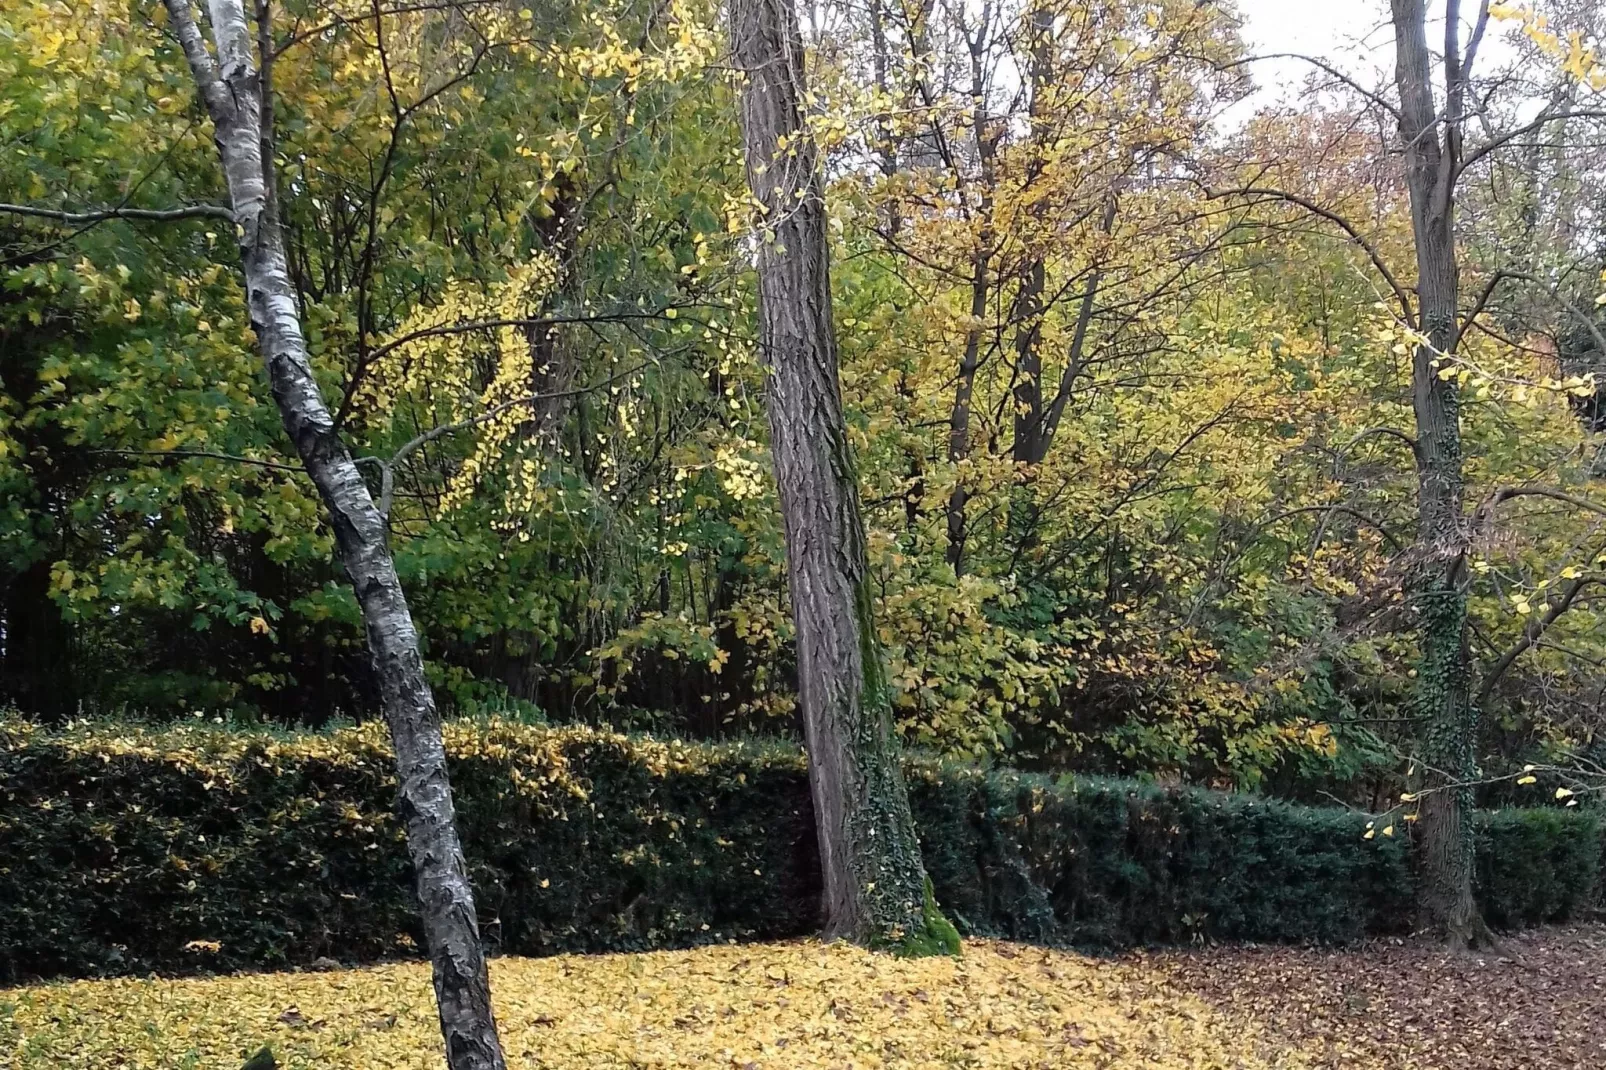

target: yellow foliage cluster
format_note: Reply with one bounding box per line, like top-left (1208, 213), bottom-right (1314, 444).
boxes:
top-left (1, 941), bottom-right (1306, 1069)
top-left (2, 715), bottom-right (753, 795)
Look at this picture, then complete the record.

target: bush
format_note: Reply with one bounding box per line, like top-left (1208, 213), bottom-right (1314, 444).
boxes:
top-left (0, 717), bottom-right (1597, 982)
top-left (1476, 807), bottom-right (1602, 927)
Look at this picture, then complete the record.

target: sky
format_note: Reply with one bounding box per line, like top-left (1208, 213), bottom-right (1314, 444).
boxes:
top-left (1226, 0), bottom-right (1522, 122)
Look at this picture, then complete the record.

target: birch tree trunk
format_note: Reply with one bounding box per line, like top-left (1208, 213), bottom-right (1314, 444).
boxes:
top-left (728, 0), bottom-right (957, 953)
top-left (1389, 0), bottom-right (1491, 949)
top-left (161, 0), bottom-right (509, 1060)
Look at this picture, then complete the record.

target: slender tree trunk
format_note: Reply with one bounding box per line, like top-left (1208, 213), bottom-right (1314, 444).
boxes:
top-left (946, 260), bottom-right (988, 573)
top-left (943, 16), bottom-right (997, 576)
top-left (1389, 0), bottom-right (1490, 949)
top-left (1006, 4), bottom-right (1054, 555)
top-left (729, 0), bottom-right (956, 954)
top-left (163, 1), bottom-right (508, 1060)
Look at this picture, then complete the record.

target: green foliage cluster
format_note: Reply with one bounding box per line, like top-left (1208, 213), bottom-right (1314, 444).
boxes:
top-left (1476, 808), bottom-right (1603, 928)
top-left (6, 0), bottom-right (1606, 806)
top-left (2, 717), bottom-right (1596, 982)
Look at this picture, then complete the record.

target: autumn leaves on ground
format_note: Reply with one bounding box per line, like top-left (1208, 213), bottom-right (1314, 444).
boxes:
top-left (6, 927), bottom-right (1604, 1069)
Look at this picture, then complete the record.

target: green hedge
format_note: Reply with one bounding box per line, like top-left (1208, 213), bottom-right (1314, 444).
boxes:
top-left (0, 718), bottom-right (1597, 982)
top-left (1477, 807), bottom-right (1602, 927)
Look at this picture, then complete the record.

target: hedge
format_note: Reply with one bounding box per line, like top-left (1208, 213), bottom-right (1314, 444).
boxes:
top-left (0, 718), bottom-right (1597, 982)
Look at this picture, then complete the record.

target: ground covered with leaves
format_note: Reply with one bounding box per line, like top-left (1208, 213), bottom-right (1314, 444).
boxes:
top-left (1145, 924), bottom-right (1606, 1068)
top-left (4, 927), bottom-right (1603, 1068)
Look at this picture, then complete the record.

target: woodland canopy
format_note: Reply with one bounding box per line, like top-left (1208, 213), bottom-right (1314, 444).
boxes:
top-left (6, 0), bottom-right (1606, 802)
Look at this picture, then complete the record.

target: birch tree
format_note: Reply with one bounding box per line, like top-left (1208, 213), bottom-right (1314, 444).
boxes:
top-left (158, 0), bottom-right (507, 1062)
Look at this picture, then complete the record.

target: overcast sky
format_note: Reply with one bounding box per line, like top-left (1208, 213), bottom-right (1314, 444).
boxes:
top-left (1226, 0), bottom-right (1521, 121)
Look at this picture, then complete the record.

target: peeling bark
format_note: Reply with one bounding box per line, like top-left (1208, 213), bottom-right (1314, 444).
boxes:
top-left (729, 0), bottom-right (955, 953)
top-left (162, 0), bottom-right (508, 1061)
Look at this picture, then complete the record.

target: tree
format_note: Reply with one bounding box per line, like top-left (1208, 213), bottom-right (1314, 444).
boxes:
top-left (1387, 0), bottom-right (1490, 948)
top-left (157, 0), bottom-right (506, 1063)
top-left (727, 0), bottom-right (957, 952)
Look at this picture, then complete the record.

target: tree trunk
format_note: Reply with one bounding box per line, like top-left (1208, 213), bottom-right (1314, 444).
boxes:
top-left (729, 0), bottom-right (956, 954)
top-left (1389, 0), bottom-right (1490, 949)
top-left (1006, 5), bottom-right (1054, 556)
top-left (162, 1), bottom-right (509, 1061)
top-left (946, 261), bottom-right (988, 573)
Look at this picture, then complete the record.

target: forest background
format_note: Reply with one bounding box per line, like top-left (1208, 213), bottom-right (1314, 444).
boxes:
top-left (5, 0), bottom-right (1606, 817)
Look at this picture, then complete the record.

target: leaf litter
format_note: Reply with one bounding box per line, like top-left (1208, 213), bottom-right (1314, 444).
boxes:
top-left (5, 927), bottom-right (1602, 1068)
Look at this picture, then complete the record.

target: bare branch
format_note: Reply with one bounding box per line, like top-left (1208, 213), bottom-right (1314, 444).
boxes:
top-left (1206, 186), bottom-right (1415, 322)
top-left (1499, 271), bottom-right (1606, 356)
top-left (1457, 108), bottom-right (1606, 179)
top-left (374, 361), bottom-right (649, 518)
top-left (1214, 52), bottom-right (1400, 119)
top-left (0, 202), bottom-right (233, 224)
top-left (90, 448), bottom-right (305, 474)
top-left (1476, 485), bottom-right (1606, 529)
top-left (1476, 576), bottom-right (1596, 706)
top-left (1333, 426), bottom-right (1419, 475)
top-left (362, 308), bottom-right (702, 369)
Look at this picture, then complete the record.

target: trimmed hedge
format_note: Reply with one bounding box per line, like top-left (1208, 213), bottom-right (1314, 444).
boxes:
top-left (0, 718), bottom-right (1597, 982)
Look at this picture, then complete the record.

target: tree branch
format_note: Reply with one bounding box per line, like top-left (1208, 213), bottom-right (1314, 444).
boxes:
top-left (1476, 576), bottom-right (1596, 706)
top-left (1457, 108), bottom-right (1606, 178)
top-left (361, 308), bottom-right (703, 369)
top-left (1475, 485), bottom-right (1606, 529)
top-left (1499, 271), bottom-right (1606, 356)
top-left (90, 448), bottom-right (305, 474)
top-left (1214, 52), bottom-right (1400, 119)
top-left (1206, 186), bottom-right (1415, 322)
top-left (0, 202), bottom-right (234, 224)
top-left (374, 361), bottom-right (649, 518)
top-left (1333, 426), bottom-right (1419, 475)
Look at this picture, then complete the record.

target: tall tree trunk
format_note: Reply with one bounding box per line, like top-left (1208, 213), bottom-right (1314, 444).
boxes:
top-left (1389, 0), bottom-right (1490, 949)
top-left (946, 260), bottom-right (988, 573)
top-left (943, 13), bottom-right (997, 576)
top-left (729, 0), bottom-right (956, 954)
top-left (162, 1), bottom-right (509, 1060)
top-left (1006, 3), bottom-right (1054, 556)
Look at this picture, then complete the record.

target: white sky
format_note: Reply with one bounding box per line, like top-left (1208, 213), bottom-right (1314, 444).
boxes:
top-left (1226, 0), bottom-right (1522, 122)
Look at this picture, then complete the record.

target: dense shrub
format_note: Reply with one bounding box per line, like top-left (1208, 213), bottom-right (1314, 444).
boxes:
top-left (0, 718), bottom-right (1597, 982)
top-left (1477, 807), bottom-right (1602, 927)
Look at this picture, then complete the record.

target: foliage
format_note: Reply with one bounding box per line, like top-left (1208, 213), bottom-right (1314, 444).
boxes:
top-left (0, 940), bottom-right (1306, 1070)
top-left (1477, 807), bottom-right (1603, 927)
top-left (5, 0), bottom-right (1606, 806)
top-left (2, 716), bottom-right (1596, 983)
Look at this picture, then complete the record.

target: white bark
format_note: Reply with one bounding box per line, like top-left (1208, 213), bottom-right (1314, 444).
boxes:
top-left (161, 2), bottom-right (508, 1063)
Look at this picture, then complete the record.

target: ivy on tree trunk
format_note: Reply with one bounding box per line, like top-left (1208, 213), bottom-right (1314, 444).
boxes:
top-left (1389, 0), bottom-right (1492, 949)
top-left (727, 0), bottom-right (958, 955)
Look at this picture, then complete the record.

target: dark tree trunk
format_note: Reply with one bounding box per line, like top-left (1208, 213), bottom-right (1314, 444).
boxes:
top-left (943, 18), bottom-right (998, 576)
top-left (163, 1), bottom-right (509, 1061)
top-left (946, 261), bottom-right (988, 573)
top-left (729, 0), bottom-right (956, 953)
top-left (1389, 0), bottom-right (1490, 949)
top-left (1006, 5), bottom-right (1054, 555)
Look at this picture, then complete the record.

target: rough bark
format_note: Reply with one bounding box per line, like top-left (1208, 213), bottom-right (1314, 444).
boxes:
top-left (162, 0), bottom-right (509, 1061)
top-left (1389, 0), bottom-right (1491, 949)
top-left (729, 0), bottom-right (956, 954)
